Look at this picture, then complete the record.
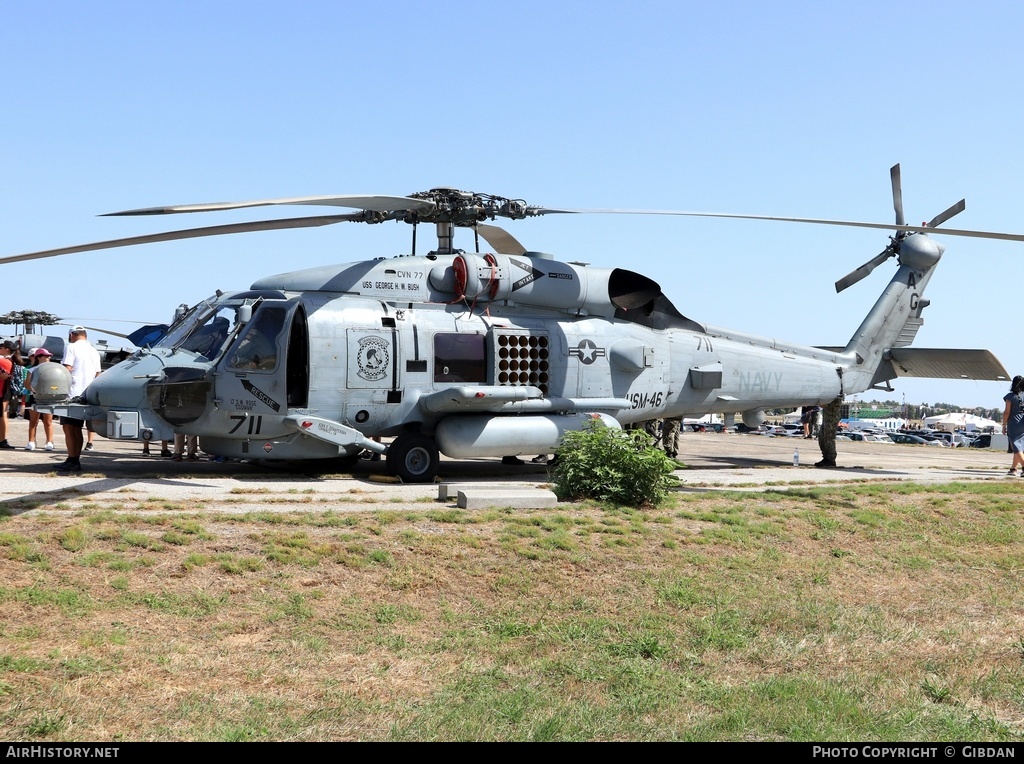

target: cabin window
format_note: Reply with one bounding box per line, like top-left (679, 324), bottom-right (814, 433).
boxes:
top-left (228, 306), bottom-right (287, 372)
top-left (433, 333), bottom-right (486, 383)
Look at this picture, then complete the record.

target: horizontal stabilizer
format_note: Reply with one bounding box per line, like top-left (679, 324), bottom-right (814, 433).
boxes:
top-left (874, 348), bottom-right (1009, 383)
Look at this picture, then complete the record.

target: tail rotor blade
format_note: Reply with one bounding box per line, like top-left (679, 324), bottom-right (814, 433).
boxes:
top-left (927, 198), bottom-right (966, 229)
top-left (835, 248), bottom-right (894, 293)
top-left (835, 165), bottom-right (964, 293)
top-left (891, 164), bottom-right (905, 227)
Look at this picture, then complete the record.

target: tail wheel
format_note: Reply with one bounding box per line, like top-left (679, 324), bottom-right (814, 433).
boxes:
top-left (387, 432), bottom-right (439, 483)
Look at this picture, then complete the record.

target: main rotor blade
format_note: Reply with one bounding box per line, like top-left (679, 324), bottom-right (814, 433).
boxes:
top-left (558, 209), bottom-right (1024, 243)
top-left (524, 207), bottom-right (584, 216)
top-left (105, 194), bottom-right (437, 216)
top-left (79, 325), bottom-right (131, 339)
top-left (927, 198), bottom-right (966, 229)
top-left (62, 317), bottom-right (156, 325)
top-left (891, 164), bottom-right (905, 227)
top-left (834, 249), bottom-right (895, 293)
top-left (476, 224), bottom-right (527, 255)
top-left (0, 213), bottom-right (364, 266)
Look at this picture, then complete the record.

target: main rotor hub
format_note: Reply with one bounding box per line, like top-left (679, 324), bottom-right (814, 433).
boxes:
top-left (406, 188), bottom-right (530, 226)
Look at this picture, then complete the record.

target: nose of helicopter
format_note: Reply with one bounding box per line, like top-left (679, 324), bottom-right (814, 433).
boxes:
top-left (86, 352), bottom-right (167, 408)
top-left (85, 352), bottom-right (213, 428)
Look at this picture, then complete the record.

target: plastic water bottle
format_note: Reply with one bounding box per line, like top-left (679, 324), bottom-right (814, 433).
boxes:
top-left (793, 448), bottom-right (799, 467)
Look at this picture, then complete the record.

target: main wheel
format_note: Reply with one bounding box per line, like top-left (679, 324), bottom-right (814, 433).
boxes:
top-left (386, 432), bottom-right (439, 483)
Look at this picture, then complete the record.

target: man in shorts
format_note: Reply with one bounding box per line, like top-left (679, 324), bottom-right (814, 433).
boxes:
top-left (59, 326), bottom-right (102, 474)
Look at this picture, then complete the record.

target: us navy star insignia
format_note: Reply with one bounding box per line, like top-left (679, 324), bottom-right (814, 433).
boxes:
top-left (570, 339), bottom-right (606, 365)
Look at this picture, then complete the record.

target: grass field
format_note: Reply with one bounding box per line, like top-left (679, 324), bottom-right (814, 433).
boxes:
top-left (2, 479), bottom-right (1024, 741)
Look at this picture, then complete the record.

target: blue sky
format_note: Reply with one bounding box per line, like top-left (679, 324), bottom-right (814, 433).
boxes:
top-left (2, 1), bottom-right (1022, 410)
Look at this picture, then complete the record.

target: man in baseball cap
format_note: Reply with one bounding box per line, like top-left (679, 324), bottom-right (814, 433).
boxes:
top-left (59, 327), bottom-right (102, 473)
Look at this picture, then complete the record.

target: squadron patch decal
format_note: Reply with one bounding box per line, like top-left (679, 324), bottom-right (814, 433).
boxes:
top-left (356, 336), bottom-right (390, 381)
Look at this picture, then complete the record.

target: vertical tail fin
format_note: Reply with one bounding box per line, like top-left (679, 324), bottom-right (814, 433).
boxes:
top-left (841, 234), bottom-right (942, 394)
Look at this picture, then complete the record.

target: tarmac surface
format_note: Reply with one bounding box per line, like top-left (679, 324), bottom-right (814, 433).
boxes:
top-left (0, 427), bottom-right (1014, 515)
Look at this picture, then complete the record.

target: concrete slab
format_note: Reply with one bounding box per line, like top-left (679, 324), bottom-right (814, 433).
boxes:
top-left (438, 482), bottom-right (536, 500)
top-left (456, 489), bottom-right (558, 509)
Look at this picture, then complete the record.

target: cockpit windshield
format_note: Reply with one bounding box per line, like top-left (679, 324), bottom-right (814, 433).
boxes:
top-left (155, 294), bottom-right (262, 363)
top-left (179, 308), bottom-right (236, 361)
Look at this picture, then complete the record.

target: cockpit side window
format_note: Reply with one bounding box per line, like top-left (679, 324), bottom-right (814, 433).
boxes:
top-left (228, 306), bottom-right (287, 371)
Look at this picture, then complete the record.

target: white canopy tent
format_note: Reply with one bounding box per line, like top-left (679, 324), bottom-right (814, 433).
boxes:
top-left (924, 412), bottom-right (1000, 432)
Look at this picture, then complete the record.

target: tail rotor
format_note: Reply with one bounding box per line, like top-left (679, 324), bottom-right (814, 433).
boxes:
top-left (834, 164), bottom-right (965, 293)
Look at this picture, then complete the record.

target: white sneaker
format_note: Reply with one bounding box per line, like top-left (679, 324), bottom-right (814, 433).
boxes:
top-left (44, 442), bottom-right (54, 451)
top-left (24, 442), bottom-right (36, 451)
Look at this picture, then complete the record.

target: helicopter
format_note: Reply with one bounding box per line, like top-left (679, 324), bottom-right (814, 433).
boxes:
top-left (1, 325), bottom-right (156, 370)
top-left (3, 165), bottom-right (1017, 482)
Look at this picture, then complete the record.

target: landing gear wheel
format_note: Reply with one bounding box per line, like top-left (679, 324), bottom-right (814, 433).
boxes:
top-left (387, 433), bottom-right (439, 483)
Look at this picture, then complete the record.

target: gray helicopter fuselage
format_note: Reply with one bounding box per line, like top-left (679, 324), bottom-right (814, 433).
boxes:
top-left (80, 251), bottom-right (852, 463)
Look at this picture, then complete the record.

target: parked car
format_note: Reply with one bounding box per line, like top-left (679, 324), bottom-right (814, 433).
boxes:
top-left (888, 433), bottom-right (930, 445)
top-left (687, 422), bottom-right (726, 433)
top-left (969, 434), bottom-right (992, 449)
top-left (925, 432), bottom-right (970, 447)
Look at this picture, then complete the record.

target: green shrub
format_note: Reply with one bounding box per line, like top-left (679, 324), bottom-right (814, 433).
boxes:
top-left (551, 419), bottom-right (678, 507)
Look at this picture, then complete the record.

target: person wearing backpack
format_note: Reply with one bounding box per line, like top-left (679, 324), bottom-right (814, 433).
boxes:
top-left (8, 346), bottom-right (26, 419)
top-left (0, 340), bottom-right (24, 449)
